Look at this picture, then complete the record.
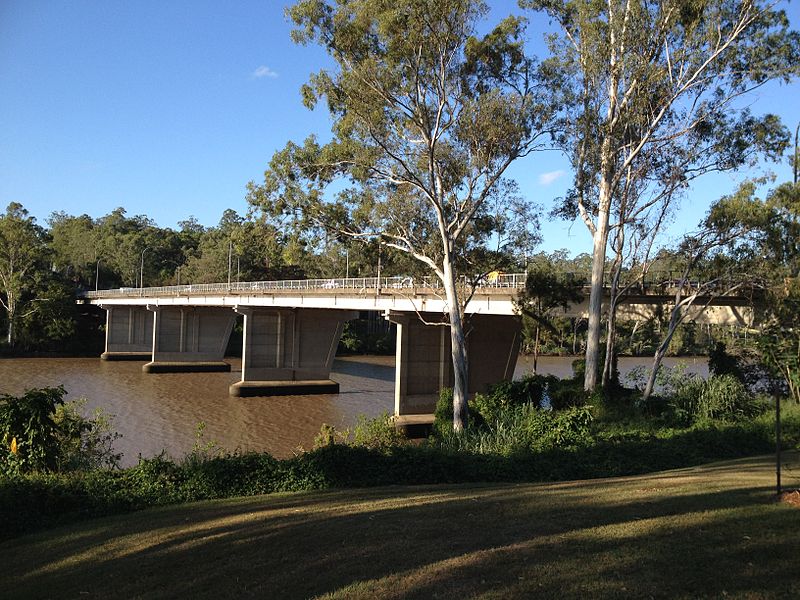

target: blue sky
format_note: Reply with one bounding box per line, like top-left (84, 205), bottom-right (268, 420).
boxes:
top-left (1, 0), bottom-right (798, 257)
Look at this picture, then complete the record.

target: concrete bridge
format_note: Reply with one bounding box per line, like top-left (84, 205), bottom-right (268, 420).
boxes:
top-left (81, 273), bottom-right (753, 418)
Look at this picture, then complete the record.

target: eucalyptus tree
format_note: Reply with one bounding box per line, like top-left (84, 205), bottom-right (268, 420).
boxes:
top-left (523, 0), bottom-right (799, 390)
top-left (249, 0), bottom-right (557, 429)
top-left (756, 178), bottom-right (800, 401)
top-left (641, 182), bottom-right (767, 400)
top-left (0, 203), bottom-right (52, 346)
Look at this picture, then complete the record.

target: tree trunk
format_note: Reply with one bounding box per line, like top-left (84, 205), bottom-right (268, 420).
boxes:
top-left (5, 290), bottom-right (14, 347)
top-left (643, 301), bottom-right (685, 401)
top-left (442, 261), bottom-right (469, 431)
top-left (602, 303), bottom-right (617, 387)
top-left (533, 325), bottom-right (540, 375)
top-left (584, 177), bottom-right (612, 390)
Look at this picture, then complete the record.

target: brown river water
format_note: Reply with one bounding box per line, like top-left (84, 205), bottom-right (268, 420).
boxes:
top-left (0, 355), bottom-right (708, 466)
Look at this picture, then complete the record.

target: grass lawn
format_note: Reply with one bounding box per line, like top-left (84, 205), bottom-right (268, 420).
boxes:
top-left (6, 454), bottom-right (800, 599)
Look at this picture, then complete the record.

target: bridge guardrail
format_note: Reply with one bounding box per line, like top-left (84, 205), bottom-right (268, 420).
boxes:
top-left (80, 270), bottom-right (739, 299)
top-left (82, 273), bottom-right (528, 299)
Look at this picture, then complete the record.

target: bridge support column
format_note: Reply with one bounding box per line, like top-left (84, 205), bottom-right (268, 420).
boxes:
top-left (230, 308), bottom-right (356, 397)
top-left (388, 312), bottom-right (521, 416)
top-left (143, 306), bottom-right (236, 373)
top-left (100, 305), bottom-right (153, 360)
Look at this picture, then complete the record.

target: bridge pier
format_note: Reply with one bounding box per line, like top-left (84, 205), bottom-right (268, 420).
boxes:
top-left (230, 308), bottom-right (357, 397)
top-left (387, 312), bottom-right (521, 416)
top-left (100, 305), bottom-right (153, 361)
top-left (143, 306), bottom-right (236, 373)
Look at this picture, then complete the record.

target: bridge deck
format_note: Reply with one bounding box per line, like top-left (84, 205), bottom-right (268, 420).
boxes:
top-left (80, 273), bottom-right (753, 318)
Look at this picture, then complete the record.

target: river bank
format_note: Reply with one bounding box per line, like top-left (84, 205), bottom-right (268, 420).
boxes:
top-left (0, 354), bottom-right (710, 465)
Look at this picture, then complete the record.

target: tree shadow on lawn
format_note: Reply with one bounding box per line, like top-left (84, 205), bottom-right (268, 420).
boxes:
top-left (8, 458), bottom-right (800, 599)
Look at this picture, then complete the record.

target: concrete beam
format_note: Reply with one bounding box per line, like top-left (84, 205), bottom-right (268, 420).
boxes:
top-left (387, 311), bottom-right (521, 416)
top-left (229, 308), bottom-right (357, 396)
top-left (100, 305), bottom-right (153, 360)
top-left (142, 306), bottom-right (236, 373)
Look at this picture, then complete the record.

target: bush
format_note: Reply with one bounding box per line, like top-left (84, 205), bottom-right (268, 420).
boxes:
top-left (313, 414), bottom-right (408, 452)
top-left (433, 405), bottom-right (594, 456)
top-left (347, 413), bottom-right (407, 451)
top-left (0, 387), bottom-right (66, 474)
top-left (471, 375), bottom-right (559, 424)
top-left (433, 388), bottom-right (456, 436)
top-left (0, 387), bottom-right (120, 476)
top-left (671, 374), bottom-right (763, 425)
top-left (53, 399), bottom-right (122, 472)
top-left (708, 342), bottom-right (744, 381)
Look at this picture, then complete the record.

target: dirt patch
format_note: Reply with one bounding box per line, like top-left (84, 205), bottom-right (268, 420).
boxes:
top-left (778, 489), bottom-right (800, 507)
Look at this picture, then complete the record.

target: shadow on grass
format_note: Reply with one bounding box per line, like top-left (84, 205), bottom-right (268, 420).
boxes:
top-left (7, 456), bottom-right (800, 599)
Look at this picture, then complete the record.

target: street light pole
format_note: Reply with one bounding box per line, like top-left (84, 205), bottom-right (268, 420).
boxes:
top-left (95, 259), bottom-right (101, 292)
top-left (140, 247), bottom-right (149, 288)
top-left (227, 239), bottom-right (233, 286)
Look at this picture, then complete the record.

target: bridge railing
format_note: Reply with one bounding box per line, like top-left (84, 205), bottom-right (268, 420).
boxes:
top-left (82, 273), bottom-right (529, 299)
top-left (80, 270), bottom-right (735, 299)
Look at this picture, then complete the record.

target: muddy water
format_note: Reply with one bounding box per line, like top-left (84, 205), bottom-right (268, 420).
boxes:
top-left (0, 354), bottom-right (707, 466)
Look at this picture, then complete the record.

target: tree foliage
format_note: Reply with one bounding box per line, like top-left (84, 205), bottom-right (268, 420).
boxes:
top-left (522, 0), bottom-right (800, 390)
top-left (248, 0), bottom-right (557, 429)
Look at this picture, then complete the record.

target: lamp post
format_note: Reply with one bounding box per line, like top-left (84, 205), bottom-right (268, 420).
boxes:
top-left (95, 259), bottom-right (101, 292)
top-left (227, 239), bottom-right (233, 286)
top-left (376, 236), bottom-right (382, 295)
top-left (140, 246), bottom-right (149, 288)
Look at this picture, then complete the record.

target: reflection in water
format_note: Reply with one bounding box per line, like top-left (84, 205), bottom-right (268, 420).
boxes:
top-left (0, 354), bottom-right (707, 466)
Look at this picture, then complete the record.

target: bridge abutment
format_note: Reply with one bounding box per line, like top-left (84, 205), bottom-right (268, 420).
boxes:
top-left (142, 306), bottom-right (236, 373)
top-left (100, 305), bottom-right (153, 361)
top-left (229, 308), bottom-right (357, 397)
top-left (388, 312), bottom-right (521, 416)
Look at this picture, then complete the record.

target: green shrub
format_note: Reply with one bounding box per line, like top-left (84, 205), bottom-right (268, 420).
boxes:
top-left (548, 378), bottom-right (588, 410)
top-left (671, 374), bottom-right (763, 425)
top-left (433, 405), bottom-right (594, 456)
top-left (53, 399), bottom-right (122, 472)
top-left (313, 415), bottom-right (407, 452)
top-left (471, 375), bottom-right (559, 424)
top-left (182, 422), bottom-right (225, 468)
top-left (0, 387), bottom-right (66, 474)
top-left (708, 342), bottom-right (744, 381)
top-left (433, 388), bottom-right (455, 437)
top-left (0, 388), bottom-right (121, 476)
top-left (347, 413), bottom-right (407, 451)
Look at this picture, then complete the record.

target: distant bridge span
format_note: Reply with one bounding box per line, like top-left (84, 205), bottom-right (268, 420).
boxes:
top-left (80, 273), bottom-right (753, 418)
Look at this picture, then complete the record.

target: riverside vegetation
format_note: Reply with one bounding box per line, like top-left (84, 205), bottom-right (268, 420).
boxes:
top-left (2, 351), bottom-right (799, 541)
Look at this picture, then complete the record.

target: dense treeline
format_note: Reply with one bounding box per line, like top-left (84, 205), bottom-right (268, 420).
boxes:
top-left (0, 186), bottom-right (797, 378)
top-left (0, 203), bottom-right (444, 352)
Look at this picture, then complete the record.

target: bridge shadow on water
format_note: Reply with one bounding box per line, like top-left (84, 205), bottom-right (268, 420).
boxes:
top-left (333, 355), bottom-right (396, 383)
top-left (7, 455), bottom-right (800, 599)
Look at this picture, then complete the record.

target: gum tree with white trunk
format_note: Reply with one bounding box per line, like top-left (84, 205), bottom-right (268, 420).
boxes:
top-left (249, 0), bottom-right (557, 430)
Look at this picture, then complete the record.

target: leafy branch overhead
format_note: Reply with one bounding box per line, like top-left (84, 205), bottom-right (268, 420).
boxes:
top-left (252, 1), bottom-right (556, 278)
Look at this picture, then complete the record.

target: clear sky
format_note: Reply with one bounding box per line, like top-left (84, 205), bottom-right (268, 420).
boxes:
top-left (1, 0), bottom-right (798, 257)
